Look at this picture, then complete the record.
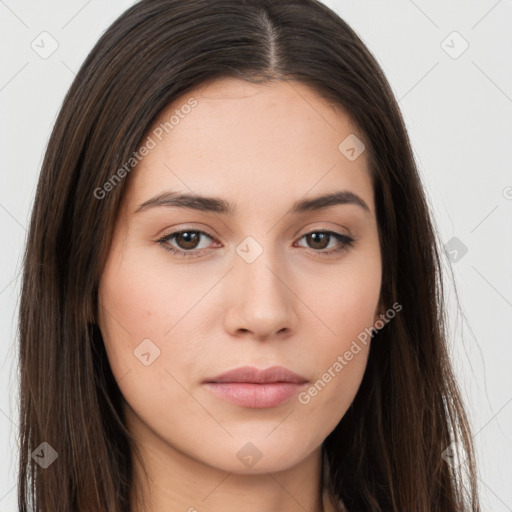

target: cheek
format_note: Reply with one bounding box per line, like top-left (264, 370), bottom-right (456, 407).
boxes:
top-left (97, 243), bottom-right (224, 396)
top-left (97, 250), bottom-right (212, 431)
top-left (296, 257), bottom-right (380, 417)
top-left (298, 294), bottom-right (374, 430)
top-left (303, 254), bottom-right (381, 345)
top-left (99, 244), bottom-right (216, 340)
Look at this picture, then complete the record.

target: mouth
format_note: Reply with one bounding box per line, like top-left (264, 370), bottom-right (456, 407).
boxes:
top-left (203, 365), bottom-right (308, 384)
top-left (203, 365), bottom-right (308, 408)
top-left (203, 381), bottom-right (307, 408)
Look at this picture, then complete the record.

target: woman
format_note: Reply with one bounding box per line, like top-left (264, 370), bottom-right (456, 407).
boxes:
top-left (17, 0), bottom-right (480, 510)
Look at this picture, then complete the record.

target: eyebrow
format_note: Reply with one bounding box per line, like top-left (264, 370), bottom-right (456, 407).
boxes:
top-left (134, 190), bottom-right (371, 216)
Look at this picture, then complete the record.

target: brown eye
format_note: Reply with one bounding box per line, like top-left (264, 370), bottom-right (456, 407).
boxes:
top-left (304, 232), bottom-right (330, 250)
top-left (157, 229), bottom-right (217, 257)
top-left (174, 231), bottom-right (202, 250)
top-left (297, 230), bottom-right (354, 255)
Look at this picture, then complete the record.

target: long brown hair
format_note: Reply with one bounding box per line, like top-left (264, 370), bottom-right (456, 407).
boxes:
top-left (18, 0), bottom-right (480, 510)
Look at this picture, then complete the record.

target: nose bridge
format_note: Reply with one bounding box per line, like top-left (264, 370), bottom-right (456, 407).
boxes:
top-left (238, 243), bottom-right (288, 309)
top-left (226, 236), bottom-right (296, 337)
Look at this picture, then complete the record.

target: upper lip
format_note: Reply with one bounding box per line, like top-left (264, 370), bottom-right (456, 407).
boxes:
top-left (204, 365), bottom-right (308, 384)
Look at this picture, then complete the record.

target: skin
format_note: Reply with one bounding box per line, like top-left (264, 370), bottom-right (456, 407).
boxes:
top-left (97, 77), bottom-right (383, 512)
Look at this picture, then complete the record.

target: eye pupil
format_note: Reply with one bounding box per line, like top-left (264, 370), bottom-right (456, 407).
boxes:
top-left (307, 232), bottom-right (329, 249)
top-left (176, 231), bottom-right (200, 249)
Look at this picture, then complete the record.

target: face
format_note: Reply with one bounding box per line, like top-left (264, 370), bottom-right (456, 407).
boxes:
top-left (97, 77), bottom-right (383, 475)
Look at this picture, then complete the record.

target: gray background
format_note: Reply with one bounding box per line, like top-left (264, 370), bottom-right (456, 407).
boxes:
top-left (1, 1), bottom-right (511, 510)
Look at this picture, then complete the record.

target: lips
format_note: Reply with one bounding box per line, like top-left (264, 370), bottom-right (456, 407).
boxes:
top-left (203, 366), bottom-right (309, 408)
top-left (204, 365), bottom-right (308, 384)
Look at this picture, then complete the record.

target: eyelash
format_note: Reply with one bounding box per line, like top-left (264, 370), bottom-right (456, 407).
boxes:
top-left (156, 229), bottom-right (355, 258)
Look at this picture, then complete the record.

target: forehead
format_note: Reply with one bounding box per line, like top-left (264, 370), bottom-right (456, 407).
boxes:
top-left (123, 77), bottom-right (373, 215)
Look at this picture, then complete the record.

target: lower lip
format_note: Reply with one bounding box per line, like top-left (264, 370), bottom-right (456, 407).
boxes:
top-left (204, 382), bottom-right (307, 408)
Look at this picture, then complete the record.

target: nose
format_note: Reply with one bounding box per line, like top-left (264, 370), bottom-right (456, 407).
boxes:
top-left (223, 249), bottom-right (298, 341)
